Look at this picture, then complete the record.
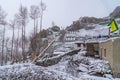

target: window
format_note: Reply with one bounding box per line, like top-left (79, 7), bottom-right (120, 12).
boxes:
top-left (104, 49), bottom-right (106, 57)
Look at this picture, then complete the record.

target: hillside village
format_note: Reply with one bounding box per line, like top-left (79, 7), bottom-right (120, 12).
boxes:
top-left (0, 2), bottom-right (120, 80)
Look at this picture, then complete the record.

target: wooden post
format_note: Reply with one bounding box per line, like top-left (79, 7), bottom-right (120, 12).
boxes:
top-left (119, 29), bottom-right (120, 37)
top-left (108, 27), bottom-right (110, 38)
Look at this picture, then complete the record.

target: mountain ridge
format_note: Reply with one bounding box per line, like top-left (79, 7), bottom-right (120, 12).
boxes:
top-left (66, 6), bottom-right (120, 31)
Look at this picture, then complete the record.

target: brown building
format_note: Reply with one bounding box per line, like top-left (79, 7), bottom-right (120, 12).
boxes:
top-left (86, 42), bottom-right (99, 57)
top-left (99, 38), bottom-right (120, 78)
top-left (75, 41), bottom-right (100, 57)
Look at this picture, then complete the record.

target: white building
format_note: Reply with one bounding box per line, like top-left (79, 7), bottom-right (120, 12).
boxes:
top-left (65, 30), bottom-right (79, 41)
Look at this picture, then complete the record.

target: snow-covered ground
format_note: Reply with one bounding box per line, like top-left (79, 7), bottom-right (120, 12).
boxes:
top-left (0, 50), bottom-right (120, 80)
top-left (1, 23), bottom-right (120, 79)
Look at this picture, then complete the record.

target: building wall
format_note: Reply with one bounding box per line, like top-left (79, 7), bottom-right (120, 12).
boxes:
top-left (99, 40), bottom-right (113, 71)
top-left (93, 43), bottom-right (99, 51)
top-left (86, 43), bottom-right (94, 56)
top-left (100, 38), bottom-right (120, 78)
top-left (113, 38), bottom-right (120, 77)
top-left (86, 43), bottom-right (99, 56)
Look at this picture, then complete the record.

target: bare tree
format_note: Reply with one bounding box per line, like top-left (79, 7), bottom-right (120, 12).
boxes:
top-left (16, 22), bottom-right (20, 62)
top-left (13, 39), bottom-right (20, 63)
top-left (15, 5), bottom-right (28, 62)
top-left (1, 22), bottom-right (7, 65)
top-left (5, 38), bottom-right (10, 64)
top-left (14, 13), bottom-right (22, 62)
top-left (30, 5), bottom-right (40, 35)
top-left (9, 19), bottom-right (16, 64)
top-left (0, 6), bottom-right (7, 66)
top-left (33, 1), bottom-right (47, 57)
top-left (29, 5), bottom-right (41, 59)
top-left (39, 0), bottom-right (46, 32)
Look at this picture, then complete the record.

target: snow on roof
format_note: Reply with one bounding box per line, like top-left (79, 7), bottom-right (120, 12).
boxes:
top-left (73, 41), bottom-right (84, 44)
top-left (85, 38), bottom-right (109, 43)
top-left (99, 37), bottom-right (120, 43)
top-left (84, 37), bottom-right (120, 44)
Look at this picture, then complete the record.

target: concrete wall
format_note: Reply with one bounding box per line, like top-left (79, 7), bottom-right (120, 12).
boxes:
top-left (99, 40), bottom-right (113, 73)
top-left (113, 38), bottom-right (120, 77)
top-left (99, 38), bottom-right (120, 78)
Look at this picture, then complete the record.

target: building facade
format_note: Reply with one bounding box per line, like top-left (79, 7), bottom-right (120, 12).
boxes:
top-left (99, 38), bottom-right (120, 78)
top-left (64, 30), bottom-right (79, 41)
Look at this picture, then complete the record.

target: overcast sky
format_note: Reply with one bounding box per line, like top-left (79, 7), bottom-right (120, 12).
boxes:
top-left (0, 0), bottom-right (120, 29)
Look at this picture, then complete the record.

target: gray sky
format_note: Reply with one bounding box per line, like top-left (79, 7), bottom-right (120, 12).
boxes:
top-left (0, 0), bottom-right (120, 29)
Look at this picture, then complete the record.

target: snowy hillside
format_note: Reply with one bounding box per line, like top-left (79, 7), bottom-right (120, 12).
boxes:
top-left (78, 23), bottom-right (120, 37)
